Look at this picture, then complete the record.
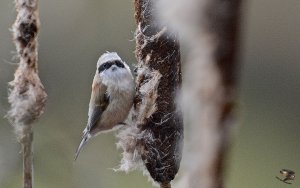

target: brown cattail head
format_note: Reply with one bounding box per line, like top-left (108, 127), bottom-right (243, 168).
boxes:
top-left (7, 0), bottom-right (47, 142)
top-left (116, 0), bottom-right (183, 186)
top-left (133, 55), bottom-right (183, 184)
top-left (156, 0), bottom-right (242, 188)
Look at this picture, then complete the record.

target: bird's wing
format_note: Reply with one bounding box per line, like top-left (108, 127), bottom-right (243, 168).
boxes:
top-left (87, 101), bottom-right (108, 132)
top-left (276, 177), bottom-right (292, 184)
top-left (282, 169), bottom-right (295, 175)
top-left (86, 82), bottom-right (109, 133)
top-left (74, 78), bottom-right (109, 160)
top-left (282, 178), bottom-right (292, 184)
top-left (75, 98), bottom-right (109, 161)
top-left (289, 170), bottom-right (295, 175)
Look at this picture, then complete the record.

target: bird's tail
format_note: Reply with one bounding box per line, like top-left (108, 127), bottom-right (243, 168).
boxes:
top-left (74, 133), bottom-right (91, 161)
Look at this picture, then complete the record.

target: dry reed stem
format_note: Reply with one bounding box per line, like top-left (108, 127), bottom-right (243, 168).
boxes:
top-left (8, 0), bottom-right (47, 187)
top-left (157, 0), bottom-right (242, 187)
top-left (22, 132), bottom-right (33, 188)
top-left (160, 182), bottom-right (171, 188)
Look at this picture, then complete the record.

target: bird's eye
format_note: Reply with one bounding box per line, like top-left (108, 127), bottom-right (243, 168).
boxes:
top-left (98, 65), bottom-right (105, 73)
top-left (98, 63), bottom-right (112, 73)
top-left (115, 61), bottom-right (125, 68)
top-left (104, 63), bottom-right (111, 69)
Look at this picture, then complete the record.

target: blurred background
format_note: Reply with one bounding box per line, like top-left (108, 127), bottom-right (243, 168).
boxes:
top-left (0, 0), bottom-right (299, 187)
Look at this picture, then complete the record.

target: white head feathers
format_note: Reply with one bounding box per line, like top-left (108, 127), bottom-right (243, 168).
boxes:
top-left (97, 52), bottom-right (122, 67)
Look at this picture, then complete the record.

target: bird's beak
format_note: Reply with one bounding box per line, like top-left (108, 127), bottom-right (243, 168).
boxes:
top-left (111, 66), bottom-right (117, 71)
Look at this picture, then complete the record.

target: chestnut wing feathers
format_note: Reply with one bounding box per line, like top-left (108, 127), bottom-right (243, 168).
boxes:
top-left (87, 93), bottom-right (109, 132)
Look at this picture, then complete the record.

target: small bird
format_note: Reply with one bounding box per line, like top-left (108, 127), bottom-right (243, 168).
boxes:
top-left (75, 52), bottom-right (135, 160)
top-left (276, 169), bottom-right (295, 184)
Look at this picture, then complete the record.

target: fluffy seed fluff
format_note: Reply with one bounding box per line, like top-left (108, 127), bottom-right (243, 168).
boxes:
top-left (7, 0), bottom-right (47, 143)
top-left (116, 1), bottom-right (183, 186)
top-left (7, 68), bottom-right (47, 142)
top-left (115, 65), bottom-right (162, 186)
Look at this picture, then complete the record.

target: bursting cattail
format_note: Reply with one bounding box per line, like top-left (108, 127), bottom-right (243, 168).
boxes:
top-left (157, 0), bottom-right (242, 188)
top-left (9, 0), bottom-right (47, 133)
top-left (7, 0), bottom-right (47, 187)
top-left (117, 0), bottom-right (183, 187)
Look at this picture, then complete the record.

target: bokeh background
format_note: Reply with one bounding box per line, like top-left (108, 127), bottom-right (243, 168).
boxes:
top-left (0, 0), bottom-right (299, 187)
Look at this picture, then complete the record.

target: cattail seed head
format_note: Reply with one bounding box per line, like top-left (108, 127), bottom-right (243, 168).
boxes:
top-left (117, 0), bottom-right (183, 186)
top-left (8, 0), bottom-right (47, 142)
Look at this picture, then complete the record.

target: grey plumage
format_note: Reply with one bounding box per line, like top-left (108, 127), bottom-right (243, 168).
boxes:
top-left (75, 52), bottom-right (135, 160)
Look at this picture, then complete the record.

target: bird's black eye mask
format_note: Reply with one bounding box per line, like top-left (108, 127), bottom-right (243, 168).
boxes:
top-left (98, 60), bottom-right (125, 73)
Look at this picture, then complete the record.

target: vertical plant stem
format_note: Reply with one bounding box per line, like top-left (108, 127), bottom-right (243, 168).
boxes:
top-left (23, 132), bottom-right (33, 188)
top-left (160, 182), bottom-right (171, 188)
top-left (161, 0), bottom-right (242, 187)
top-left (157, 0), bottom-right (242, 187)
top-left (8, 0), bottom-right (47, 187)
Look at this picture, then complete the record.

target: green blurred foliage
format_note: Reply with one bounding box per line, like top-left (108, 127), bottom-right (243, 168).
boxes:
top-left (0, 0), bottom-right (299, 188)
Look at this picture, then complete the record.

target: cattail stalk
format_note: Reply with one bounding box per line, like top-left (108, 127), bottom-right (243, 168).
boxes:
top-left (8, 0), bottom-right (47, 187)
top-left (22, 132), bottom-right (33, 188)
top-left (160, 182), bottom-right (171, 188)
top-left (116, 0), bottom-right (183, 187)
top-left (158, 0), bottom-right (242, 187)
